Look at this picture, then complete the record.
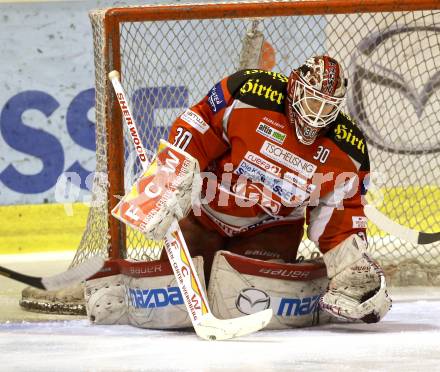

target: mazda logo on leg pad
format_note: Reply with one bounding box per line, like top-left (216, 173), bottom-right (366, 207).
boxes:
top-left (236, 288), bottom-right (271, 314)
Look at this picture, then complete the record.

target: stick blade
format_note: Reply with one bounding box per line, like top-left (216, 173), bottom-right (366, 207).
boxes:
top-left (418, 231), bottom-right (440, 245)
top-left (195, 309), bottom-right (273, 341)
top-left (41, 256), bottom-right (105, 291)
top-left (364, 204), bottom-right (419, 244)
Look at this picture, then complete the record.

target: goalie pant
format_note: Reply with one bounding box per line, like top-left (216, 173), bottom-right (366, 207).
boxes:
top-left (85, 252), bottom-right (333, 330)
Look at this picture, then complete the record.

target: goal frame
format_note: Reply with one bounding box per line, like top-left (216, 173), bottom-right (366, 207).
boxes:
top-left (100, 0), bottom-right (440, 261)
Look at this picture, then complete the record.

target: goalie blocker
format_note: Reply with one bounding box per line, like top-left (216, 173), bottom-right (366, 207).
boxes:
top-left (86, 252), bottom-right (332, 329)
top-left (111, 139), bottom-right (202, 241)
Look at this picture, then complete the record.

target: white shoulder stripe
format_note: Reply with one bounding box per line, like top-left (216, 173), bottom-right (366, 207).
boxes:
top-left (222, 100), bottom-right (239, 145)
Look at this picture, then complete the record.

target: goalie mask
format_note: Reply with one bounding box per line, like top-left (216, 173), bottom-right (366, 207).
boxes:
top-left (286, 55), bottom-right (347, 145)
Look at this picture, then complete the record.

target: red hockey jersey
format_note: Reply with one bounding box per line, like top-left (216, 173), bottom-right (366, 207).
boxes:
top-left (168, 69), bottom-right (369, 252)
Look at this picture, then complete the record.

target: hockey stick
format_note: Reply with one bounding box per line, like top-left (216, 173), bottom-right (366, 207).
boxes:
top-left (0, 256), bottom-right (105, 291)
top-left (108, 70), bottom-right (272, 340)
top-left (364, 204), bottom-right (440, 244)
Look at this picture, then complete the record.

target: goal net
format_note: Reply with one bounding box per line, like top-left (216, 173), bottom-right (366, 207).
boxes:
top-left (20, 0), bottom-right (440, 314)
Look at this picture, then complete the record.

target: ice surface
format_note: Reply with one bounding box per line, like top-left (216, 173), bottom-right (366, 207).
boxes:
top-left (1, 254), bottom-right (439, 372)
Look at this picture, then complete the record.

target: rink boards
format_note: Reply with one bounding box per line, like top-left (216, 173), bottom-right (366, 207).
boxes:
top-left (1, 184), bottom-right (438, 255)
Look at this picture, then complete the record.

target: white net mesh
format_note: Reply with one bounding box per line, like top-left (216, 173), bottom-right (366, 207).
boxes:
top-left (83, 5), bottom-right (440, 285)
top-left (21, 1), bottom-right (440, 315)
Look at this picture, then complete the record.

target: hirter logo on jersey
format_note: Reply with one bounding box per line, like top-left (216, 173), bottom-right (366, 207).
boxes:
top-left (334, 121), bottom-right (366, 154)
top-left (260, 141), bottom-right (317, 179)
top-left (256, 122), bottom-right (286, 144)
top-left (207, 82), bottom-right (227, 113)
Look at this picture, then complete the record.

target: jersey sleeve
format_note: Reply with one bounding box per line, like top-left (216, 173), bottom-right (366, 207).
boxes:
top-left (306, 116), bottom-right (370, 253)
top-left (168, 70), bottom-right (252, 170)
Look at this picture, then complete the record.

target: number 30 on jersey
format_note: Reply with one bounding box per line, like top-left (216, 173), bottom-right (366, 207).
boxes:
top-left (173, 127), bottom-right (192, 150)
top-left (313, 146), bottom-right (330, 164)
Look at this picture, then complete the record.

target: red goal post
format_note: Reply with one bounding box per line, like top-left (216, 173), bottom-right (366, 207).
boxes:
top-left (20, 0), bottom-right (440, 315)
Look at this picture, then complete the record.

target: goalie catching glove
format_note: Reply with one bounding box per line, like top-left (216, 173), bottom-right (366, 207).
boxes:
top-left (319, 234), bottom-right (392, 323)
top-left (112, 140), bottom-right (202, 241)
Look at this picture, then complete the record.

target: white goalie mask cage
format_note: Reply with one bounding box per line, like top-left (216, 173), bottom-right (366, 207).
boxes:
top-left (288, 56), bottom-right (347, 145)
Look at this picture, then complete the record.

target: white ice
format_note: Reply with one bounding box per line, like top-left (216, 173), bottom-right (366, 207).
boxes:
top-left (1, 253), bottom-right (439, 372)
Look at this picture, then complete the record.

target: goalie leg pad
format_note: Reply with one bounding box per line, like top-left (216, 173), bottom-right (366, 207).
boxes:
top-left (207, 251), bottom-right (331, 329)
top-left (87, 283), bottom-right (129, 325)
top-left (85, 262), bottom-right (128, 325)
top-left (85, 257), bottom-right (206, 329)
